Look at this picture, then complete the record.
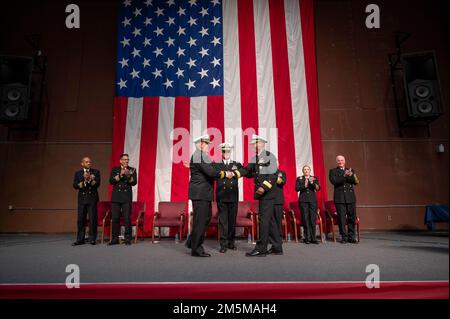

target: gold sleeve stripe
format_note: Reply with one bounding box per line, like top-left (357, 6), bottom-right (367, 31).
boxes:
top-left (78, 182), bottom-right (84, 188)
top-left (354, 174), bottom-right (360, 184)
top-left (263, 180), bottom-right (272, 189)
top-left (235, 170), bottom-right (241, 178)
top-left (219, 171), bottom-right (225, 179)
top-left (277, 177), bottom-right (283, 184)
top-left (114, 175), bottom-right (120, 181)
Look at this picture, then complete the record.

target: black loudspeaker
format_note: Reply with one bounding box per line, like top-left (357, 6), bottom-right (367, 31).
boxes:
top-left (401, 52), bottom-right (442, 120)
top-left (0, 55), bottom-right (33, 121)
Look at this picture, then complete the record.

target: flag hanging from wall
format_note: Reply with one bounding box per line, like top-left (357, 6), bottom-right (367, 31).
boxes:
top-left (111, 0), bottom-right (326, 236)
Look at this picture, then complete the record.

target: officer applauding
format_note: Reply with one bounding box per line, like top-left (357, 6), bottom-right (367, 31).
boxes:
top-left (329, 155), bottom-right (359, 244)
top-left (109, 153), bottom-right (137, 246)
top-left (296, 165), bottom-right (320, 244)
top-left (72, 157), bottom-right (100, 246)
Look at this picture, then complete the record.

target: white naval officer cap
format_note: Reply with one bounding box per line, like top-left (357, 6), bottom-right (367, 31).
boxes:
top-left (193, 134), bottom-right (211, 144)
top-left (249, 134), bottom-right (267, 144)
top-left (219, 142), bottom-right (233, 151)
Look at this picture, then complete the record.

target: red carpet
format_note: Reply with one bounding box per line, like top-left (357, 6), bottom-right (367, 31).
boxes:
top-left (0, 281), bottom-right (447, 299)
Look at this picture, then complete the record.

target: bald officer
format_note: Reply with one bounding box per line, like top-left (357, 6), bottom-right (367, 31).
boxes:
top-left (188, 135), bottom-right (231, 257)
top-left (213, 143), bottom-right (243, 253)
top-left (72, 157), bottom-right (100, 246)
top-left (329, 155), bottom-right (359, 244)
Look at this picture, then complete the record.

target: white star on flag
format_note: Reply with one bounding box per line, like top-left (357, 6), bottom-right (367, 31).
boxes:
top-left (119, 58), bottom-right (129, 68)
top-left (152, 68), bottom-right (162, 78)
top-left (185, 79), bottom-right (196, 90)
top-left (117, 78), bottom-right (127, 89)
top-left (130, 68), bottom-right (140, 79)
top-left (163, 78), bottom-right (174, 88)
top-left (141, 79), bottom-right (150, 88)
top-left (209, 77), bottom-right (220, 88)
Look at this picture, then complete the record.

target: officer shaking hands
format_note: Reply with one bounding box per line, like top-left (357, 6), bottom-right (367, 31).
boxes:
top-left (237, 134), bottom-right (283, 257)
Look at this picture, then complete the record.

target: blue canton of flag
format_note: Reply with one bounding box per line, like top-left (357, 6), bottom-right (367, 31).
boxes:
top-left (116, 0), bottom-right (223, 97)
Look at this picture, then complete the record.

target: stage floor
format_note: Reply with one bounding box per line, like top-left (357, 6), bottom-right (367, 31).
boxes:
top-left (0, 231), bottom-right (448, 284)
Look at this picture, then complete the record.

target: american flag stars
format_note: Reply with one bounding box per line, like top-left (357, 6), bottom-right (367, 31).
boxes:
top-left (116, 0), bottom-right (224, 97)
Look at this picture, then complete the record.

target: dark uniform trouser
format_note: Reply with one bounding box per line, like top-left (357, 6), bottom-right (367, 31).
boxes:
top-left (76, 202), bottom-right (97, 243)
top-left (335, 202), bottom-right (356, 241)
top-left (217, 201), bottom-right (238, 248)
top-left (269, 204), bottom-right (283, 245)
top-left (299, 201), bottom-right (317, 242)
top-left (256, 199), bottom-right (282, 253)
top-left (191, 200), bottom-right (212, 254)
top-left (111, 202), bottom-right (132, 242)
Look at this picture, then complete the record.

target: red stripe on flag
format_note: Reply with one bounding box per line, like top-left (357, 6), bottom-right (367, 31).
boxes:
top-left (109, 97), bottom-right (128, 198)
top-left (138, 97), bottom-right (160, 236)
top-left (300, 0), bottom-right (327, 210)
top-left (268, 0), bottom-right (298, 206)
top-left (237, 0), bottom-right (258, 201)
top-left (207, 96), bottom-right (225, 162)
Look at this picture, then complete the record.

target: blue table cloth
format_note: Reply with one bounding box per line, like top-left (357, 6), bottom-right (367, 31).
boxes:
top-left (424, 205), bottom-right (449, 230)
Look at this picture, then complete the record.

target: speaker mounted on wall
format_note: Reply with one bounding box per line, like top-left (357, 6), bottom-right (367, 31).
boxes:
top-left (401, 51), bottom-right (443, 120)
top-left (0, 55), bottom-right (33, 122)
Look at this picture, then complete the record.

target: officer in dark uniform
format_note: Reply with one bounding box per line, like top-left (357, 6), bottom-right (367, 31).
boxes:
top-left (109, 153), bottom-right (137, 245)
top-left (237, 134), bottom-right (282, 256)
top-left (188, 135), bottom-right (230, 257)
top-left (329, 155), bottom-right (359, 244)
top-left (72, 157), bottom-right (100, 246)
top-left (213, 142), bottom-right (243, 253)
top-left (270, 168), bottom-right (286, 251)
top-left (296, 165), bottom-right (320, 244)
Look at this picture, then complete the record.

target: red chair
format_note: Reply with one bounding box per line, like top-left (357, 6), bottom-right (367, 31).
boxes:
top-left (153, 201), bottom-right (185, 243)
top-left (109, 201), bottom-right (146, 243)
top-left (252, 201), bottom-right (289, 242)
top-left (97, 201), bottom-right (111, 244)
top-left (289, 201), bottom-right (324, 243)
top-left (208, 202), bottom-right (220, 240)
top-left (324, 200), bottom-right (360, 242)
top-left (235, 201), bottom-right (255, 243)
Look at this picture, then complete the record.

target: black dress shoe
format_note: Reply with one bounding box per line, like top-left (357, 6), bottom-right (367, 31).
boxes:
top-left (90, 241), bottom-right (96, 245)
top-left (310, 240), bottom-right (320, 244)
top-left (125, 240), bottom-right (131, 245)
top-left (191, 252), bottom-right (211, 257)
top-left (303, 240), bottom-right (310, 244)
top-left (348, 239), bottom-right (358, 244)
top-left (72, 241), bottom-right (84, 246)
top-left (245, 250), bottom-right (266, 257)
top-left (108, 241), bottom-right (119, 246)
top-left (227, 244), bottom-right (237, 250)
top-left (339, 239), bottom-right (348, 244)
top-left (219, 247), bottom-right (227, 253)
top-left (267, 248), bottom-right (283, 255)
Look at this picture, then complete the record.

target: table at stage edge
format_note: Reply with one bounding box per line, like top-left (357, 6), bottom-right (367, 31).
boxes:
top-left (424, 205), bottom-right (449, 230)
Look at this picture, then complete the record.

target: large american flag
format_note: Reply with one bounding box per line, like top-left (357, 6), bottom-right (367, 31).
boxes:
top-left (111, 0), bottom-right (326, 236)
